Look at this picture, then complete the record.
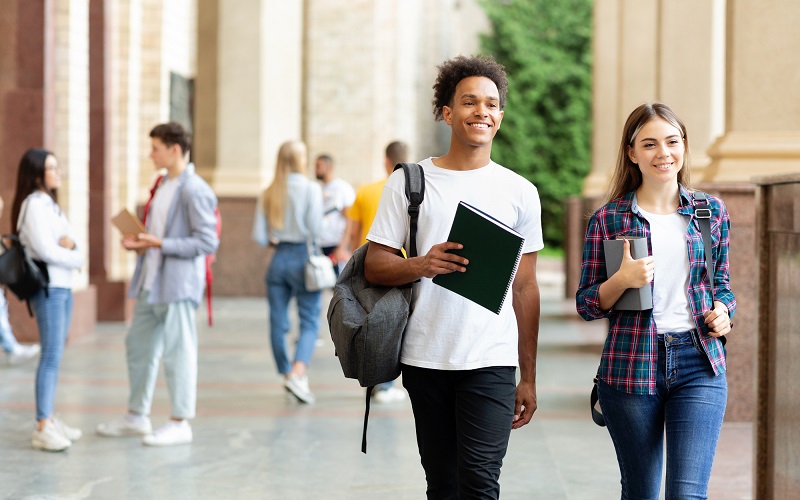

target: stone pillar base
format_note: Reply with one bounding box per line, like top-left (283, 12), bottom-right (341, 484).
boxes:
top-left (704, 131), bottom-right (800, 183)
top-left (93, 279), bottom-right (133, 322)
top-left (212, 196), bottom-right (270, 297)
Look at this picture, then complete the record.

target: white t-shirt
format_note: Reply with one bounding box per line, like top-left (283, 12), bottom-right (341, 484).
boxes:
top-left (143, 175), bottom-right (180, 292)
top-left (638, 207), bottom-right (695, 333)
top-left (319, 178), bottom-right (355, 247)
top-left (367, 157), bottom-right (544, 370)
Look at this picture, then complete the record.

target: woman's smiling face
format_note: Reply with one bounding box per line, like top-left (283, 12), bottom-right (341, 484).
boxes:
top-left (627, 117), bottom-right (685, 188)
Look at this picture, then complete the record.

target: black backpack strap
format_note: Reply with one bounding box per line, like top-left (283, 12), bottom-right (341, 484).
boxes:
top-left (362, 386), bottom-right (374, 453)
top-left (590, 377), bottom-right (606, 426)
top-left (358, 163), bottom-right (424, 454)
top-left (393, 163), bottom-right (425, 258)
top-left (692, 191), bottom-right (726, 347)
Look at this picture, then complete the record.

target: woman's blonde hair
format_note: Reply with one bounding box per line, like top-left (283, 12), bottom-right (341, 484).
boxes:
top-left (605, 102), bottom-right (692, 203)
top-left (263, 140), bottom-right (307, 229)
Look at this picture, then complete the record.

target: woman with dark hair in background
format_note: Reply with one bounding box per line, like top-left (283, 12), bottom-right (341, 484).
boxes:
top-left (12, 148), bottom-right (84, 451)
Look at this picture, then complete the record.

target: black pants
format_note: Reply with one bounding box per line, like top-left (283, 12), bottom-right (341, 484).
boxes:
top-left (402, 364), bottom-right (517, 500)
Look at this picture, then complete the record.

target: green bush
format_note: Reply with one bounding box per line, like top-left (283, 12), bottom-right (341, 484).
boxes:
top-left (480, 0), bottom-right (592, 249)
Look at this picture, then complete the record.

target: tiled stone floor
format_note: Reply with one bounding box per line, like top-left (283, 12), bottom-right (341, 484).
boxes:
top-left (0, 258), bottom-right (752, 499)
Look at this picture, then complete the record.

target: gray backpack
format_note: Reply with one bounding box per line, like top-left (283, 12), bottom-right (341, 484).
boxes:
top-left (326, 162), bottom-right (424, 452)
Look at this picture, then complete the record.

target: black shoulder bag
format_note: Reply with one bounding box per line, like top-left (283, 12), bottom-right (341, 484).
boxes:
top-left (0, 201), bottom-right (50, 315)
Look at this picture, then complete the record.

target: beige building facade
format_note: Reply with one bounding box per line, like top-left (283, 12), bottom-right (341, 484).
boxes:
top-left (0, 0), bottom-right (489, 330)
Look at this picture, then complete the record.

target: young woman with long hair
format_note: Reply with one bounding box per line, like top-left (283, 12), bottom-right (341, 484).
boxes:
top-left (12, 148), bottom-right (84, 451)
top-left (576, 103), bottom-right (735, 498)
top-left (252, 141), bottom-right (323, 404)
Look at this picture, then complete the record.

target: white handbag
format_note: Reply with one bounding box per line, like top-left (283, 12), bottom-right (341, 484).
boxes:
top-left (305, 243), bottom-right (337, 292)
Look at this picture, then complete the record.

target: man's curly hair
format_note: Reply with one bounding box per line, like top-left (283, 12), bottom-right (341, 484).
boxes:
top-left (432, 55), bottom-right (508, 121)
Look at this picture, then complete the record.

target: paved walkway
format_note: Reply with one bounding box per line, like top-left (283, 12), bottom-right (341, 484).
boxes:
top-left (0, 258), bottom-right (752, 499)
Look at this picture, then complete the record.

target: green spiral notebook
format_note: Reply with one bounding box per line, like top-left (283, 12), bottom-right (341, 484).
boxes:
top-left (432, 201), bottom-right (525, 314)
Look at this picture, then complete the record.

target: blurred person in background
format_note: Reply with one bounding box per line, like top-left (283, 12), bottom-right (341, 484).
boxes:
top-left (0, 194), bottom-right (41, 366)
top-left (96, 122), bottom-right (219, 447)
top-left (12, 148), bottom-right (83, 451)
top-left (314, 154), bottom-right (354, 275)
top-left (253, 141), bottom-right (324, 404)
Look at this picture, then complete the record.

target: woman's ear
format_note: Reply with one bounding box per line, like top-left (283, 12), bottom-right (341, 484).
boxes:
top-left (627, 146), bottom-right (637, 165)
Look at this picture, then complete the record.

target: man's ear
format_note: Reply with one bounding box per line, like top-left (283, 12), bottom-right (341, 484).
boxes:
top-left (442, 106), bottom-right (452, 125)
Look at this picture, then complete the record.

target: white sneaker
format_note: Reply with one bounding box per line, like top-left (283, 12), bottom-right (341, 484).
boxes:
top-left (285, 375), bottom-right (315, 404)
top-left (32, 421), bottom-right (71, 452)
top-left (142, 420), bottom-right (193, 446)
top-left (372, 386), bottom-right (406, 404)
top-left (8, 344), bottom-right (40, 365)
top-left (52, 416), bottom-right (82, 441)
top-left (96, 414), bottom-right (152, 437)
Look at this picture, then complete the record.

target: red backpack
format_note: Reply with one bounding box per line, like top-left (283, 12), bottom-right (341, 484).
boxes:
top-left (143, 174), bottom-right (222, 326)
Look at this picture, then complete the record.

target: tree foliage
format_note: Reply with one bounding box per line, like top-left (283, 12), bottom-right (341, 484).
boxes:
top-left (480, 0), bottom-right (592, 248)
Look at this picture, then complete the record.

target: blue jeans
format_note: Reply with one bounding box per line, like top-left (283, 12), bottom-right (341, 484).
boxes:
top-left (598, 330), bottom-right (727, 500)
top-left (266, 243), bottom-right (321, 375)
top-left (30, 288), bottom-right (73, 421)
top-left (402, 365), bottom-right (517, 500)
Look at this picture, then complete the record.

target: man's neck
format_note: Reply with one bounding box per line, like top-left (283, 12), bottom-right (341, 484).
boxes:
top-left (165, 160), bottom-right (188, 179)
top-left (434, 142), bottom-right (492, 171)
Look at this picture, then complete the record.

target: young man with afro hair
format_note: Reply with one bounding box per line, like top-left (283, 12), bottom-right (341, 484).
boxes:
top-left (364, 55), bottom-right (543, 498)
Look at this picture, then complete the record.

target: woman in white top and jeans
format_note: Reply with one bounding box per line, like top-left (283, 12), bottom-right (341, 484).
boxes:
top-left (252, 141), bottom-right (323, 404)
top-left (11, 148), bottom-right (84, 451)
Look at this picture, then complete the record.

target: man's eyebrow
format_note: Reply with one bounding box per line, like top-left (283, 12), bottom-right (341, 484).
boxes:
top-left (459, 93), bottom-right (499, 101)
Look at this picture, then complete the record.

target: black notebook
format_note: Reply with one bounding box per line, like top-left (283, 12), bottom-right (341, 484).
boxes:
top-left (602, 237), bottom-right (653, 311)
top-left (432, 201), bottom-right (525, 314)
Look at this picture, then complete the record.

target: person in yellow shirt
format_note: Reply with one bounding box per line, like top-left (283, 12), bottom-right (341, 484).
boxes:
top-left (335, 141), bottom-right (409, 403)
top-left (343, 141), bottom-right (409, 252)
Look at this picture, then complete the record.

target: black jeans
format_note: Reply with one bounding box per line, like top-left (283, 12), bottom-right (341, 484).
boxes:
top-left (402, 364), bottom-right (517, 500)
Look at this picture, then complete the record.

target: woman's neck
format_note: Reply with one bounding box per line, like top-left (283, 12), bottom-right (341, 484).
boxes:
top-left (635, 183), bottom-right (680, 214)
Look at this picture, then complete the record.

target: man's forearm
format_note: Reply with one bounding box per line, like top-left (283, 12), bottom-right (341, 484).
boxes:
top-left (515, 283), bottom-right (540, 385)
top-left (364, 242), bottom-right (423, 286)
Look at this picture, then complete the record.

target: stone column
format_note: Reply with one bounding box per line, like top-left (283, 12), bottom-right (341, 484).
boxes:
top-left (0, 0), bottom-right (54, 340)
top-left (51, 0), bottom-right (97, 336)
top-left (194, 0), bottom-right (305, 296)
top-left (200, 0), bottom-right (304, 198)
top-left (585, 0), bottom-right (726, 197)
top-left (704, 0), bottom-right (800, 181)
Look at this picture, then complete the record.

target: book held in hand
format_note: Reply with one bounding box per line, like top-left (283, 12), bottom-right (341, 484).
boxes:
top-left (432, 201), bottom-right (525, 314)
top-left (602, 236), bottom-right (653, 311)
top-left (111, 208), bottom-right (147, 255)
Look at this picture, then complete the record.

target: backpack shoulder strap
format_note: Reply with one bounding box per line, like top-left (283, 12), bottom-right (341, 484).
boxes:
top-left (393, 163), bottom-right (425, 258)
top-left (142, 174), bottom-right (165, 227)
top-left (692, 191), bottom-right (727, 346)
top-left (692, 191), bottom-right (714, 301)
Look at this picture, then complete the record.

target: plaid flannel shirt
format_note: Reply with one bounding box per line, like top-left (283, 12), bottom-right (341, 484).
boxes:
top-left (576, 185), bottom-right (736, 395)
